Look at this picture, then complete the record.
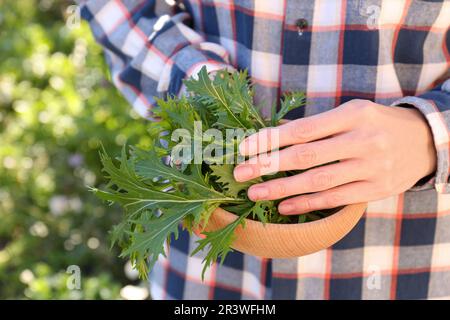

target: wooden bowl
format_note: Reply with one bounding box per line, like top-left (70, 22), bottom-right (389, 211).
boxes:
top-left (195, 203), bottom-right (367, 258)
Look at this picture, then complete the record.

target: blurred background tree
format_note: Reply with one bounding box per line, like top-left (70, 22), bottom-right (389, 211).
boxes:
top-left (0, 0), bottom-right (152, 299)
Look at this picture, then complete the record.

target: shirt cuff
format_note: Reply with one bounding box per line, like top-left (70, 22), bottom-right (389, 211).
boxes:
top-left (391, 96), bottom-right (450, 193)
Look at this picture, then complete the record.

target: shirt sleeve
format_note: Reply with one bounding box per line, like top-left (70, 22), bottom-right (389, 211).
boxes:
top-left (78, 0), bottom-right (234, 119)
top-left (392, 78), bottom-right (450, 194)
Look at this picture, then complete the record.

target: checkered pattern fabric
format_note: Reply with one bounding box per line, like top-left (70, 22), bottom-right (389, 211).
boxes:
top-left (80, 0), bottom-right (450, 299)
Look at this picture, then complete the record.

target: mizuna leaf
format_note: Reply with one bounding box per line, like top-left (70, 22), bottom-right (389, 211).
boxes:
top-left (274, 91), bottom-right (306, 123)
top-left (210, 164), bottom-right (260, 198)
top-left (191, 209), bottom-right (251, 281)
top-left (123, 202), bottom-right (204, 275)
top-left (250, 201), bottom-right (272, 225)
top-left (133, 146), bottom-right (219, 197)
top-left (185, 67), bottom-right (249, 129)
top-left (96, 67), bottom-right (308, 280)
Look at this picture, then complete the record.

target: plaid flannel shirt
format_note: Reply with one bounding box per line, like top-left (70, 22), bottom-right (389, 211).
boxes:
top-left (80, 0), bottom-right (450, 300)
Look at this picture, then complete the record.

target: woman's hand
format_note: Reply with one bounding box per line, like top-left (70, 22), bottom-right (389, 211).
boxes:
top-left (233, 99), bottom-right (437, 215)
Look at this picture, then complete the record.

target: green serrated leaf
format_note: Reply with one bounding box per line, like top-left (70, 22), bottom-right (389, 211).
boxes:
top-left (191, 209), bottom-right (251, 281)
top-left (124, 202), bottom-right (204, 277)
top-left (274, 91), bottom-right (306, 123)
top-left (96, 67), bottom-right (310, 281)
top-left (210, 164), bottom-right (259, 198)
top-left (250, 201), bottom-right (271, 224)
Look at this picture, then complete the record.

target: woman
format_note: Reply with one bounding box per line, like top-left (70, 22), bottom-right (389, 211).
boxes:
top-left (80, 0), bottom-right (450, 299)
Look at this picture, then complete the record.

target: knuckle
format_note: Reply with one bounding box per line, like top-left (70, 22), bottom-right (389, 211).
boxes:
top-left (294, 147), bottom-right (317, 168)
top-left (302, 198), bottom-right (314, 212)
top-left (274, 183), bottom-right (288, 198)
top-left (382, 158), bottom-right (394, 171)
top-left (326, 192), bottom-right (344, 207)
top-left (258, 152), bottom-right (281, 173)
top-left (254, 128), bottom-right (272, 153)
top-left (257, 153), bottom-right (271, 169)
top-left (350, 99), bottom-right (376, 116)
top-left (310, 171), bottom-right (333, 189)
top-left (361, 101), bottom-right (378, 116)
top-left (354, 98), bottom-right (370, 106)
top-left (265, 128), bottom-right (277, 151)
top-left (371, 133), bottom-right (389, 151)
top-left (352, 98), bottom-right (365, 107)
top-left (344, 99), bottom-right (366, 111)
top-left (290, 120), bottom-right (315, 141)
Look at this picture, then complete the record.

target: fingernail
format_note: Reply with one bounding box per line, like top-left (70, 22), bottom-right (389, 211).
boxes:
top-left (234, 165), bottom-right (254, 181)
top-left (248, 186), bottom-right (269, 200)
top-left (279, 203), bottom-right (295, 214)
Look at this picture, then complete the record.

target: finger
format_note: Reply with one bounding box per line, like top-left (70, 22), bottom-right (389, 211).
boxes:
top-left (239, 105), bottom-right (353, 156)
top-left (246, 159), bottom-right (366, 201)
top-left (234, 133), bottom-right (360, 182)
top-left (277, 181), bottom-right (374, 215)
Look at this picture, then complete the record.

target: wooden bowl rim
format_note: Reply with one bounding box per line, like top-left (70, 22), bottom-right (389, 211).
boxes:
top-left (212, 202), bottom-right (367, 230)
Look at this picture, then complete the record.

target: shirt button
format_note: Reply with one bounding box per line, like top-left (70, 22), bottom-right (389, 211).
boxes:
top-left (295, 18), bottom-right (308, 36)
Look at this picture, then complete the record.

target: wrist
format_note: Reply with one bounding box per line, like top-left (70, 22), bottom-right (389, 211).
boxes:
top-left (405, 107), bottom-right (437, 179)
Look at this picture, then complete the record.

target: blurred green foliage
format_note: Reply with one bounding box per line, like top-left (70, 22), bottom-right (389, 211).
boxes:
top-left (0, 0), bottom-right (151, 299)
